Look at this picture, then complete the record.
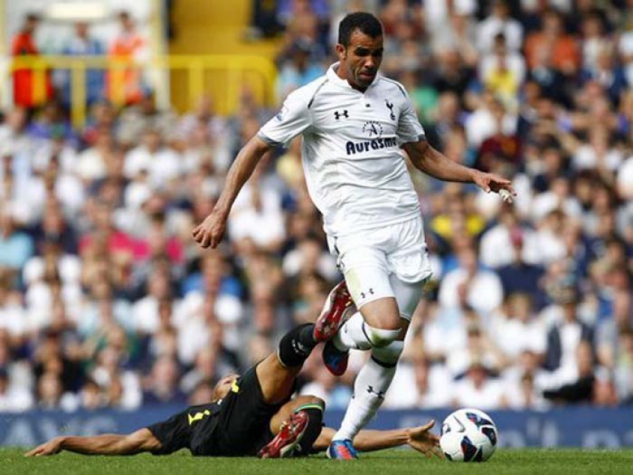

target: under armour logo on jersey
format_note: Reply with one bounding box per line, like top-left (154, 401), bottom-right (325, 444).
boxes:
top-left (334, 110), bottom-right (349, 120)
top-left (385, 100), bottom-right (395, 120)
top-left (367, 386), bottom-right (386, 399)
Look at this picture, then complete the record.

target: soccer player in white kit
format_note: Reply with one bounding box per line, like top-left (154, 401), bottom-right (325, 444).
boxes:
top-left (193, 12), bottom-right (515, 460)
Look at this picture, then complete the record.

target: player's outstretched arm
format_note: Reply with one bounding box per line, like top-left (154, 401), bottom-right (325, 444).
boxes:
top-left (192, 136), bottom-right (272, 249)
top-left (24, 429), bottom-right (161, 457)
top-left (314, 420), bottom-right (442, 458)
top-left (403, 141), bottom-right (515, 200)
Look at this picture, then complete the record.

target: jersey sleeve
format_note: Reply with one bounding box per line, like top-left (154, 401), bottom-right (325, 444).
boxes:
top-left (257, 89), bottom-right (311, 148)
top-left (397, 95), bottom-right (426, 145)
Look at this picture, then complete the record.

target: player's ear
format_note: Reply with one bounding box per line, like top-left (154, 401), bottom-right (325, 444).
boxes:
top-left (335, 43), bottom-right (346, 60)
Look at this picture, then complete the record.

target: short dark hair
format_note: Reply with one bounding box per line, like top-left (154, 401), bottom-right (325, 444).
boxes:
top-left (338, 12), bottom-right (383, 46)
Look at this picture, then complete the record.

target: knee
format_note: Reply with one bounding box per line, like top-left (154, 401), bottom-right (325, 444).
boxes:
top-left (364, 323), bottom-right (401, 348)
top-left (306, 396), bottom-right (326, 410)
top-left (371, 340), bottom-right (404, 366)
top-left (297, 395), bottom-right (326, 411)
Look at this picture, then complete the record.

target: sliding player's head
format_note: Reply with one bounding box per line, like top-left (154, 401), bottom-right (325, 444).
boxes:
top-left (336, 12), bottom-right (384, 91)
top-left (213, 373), bottom-right (239, 400)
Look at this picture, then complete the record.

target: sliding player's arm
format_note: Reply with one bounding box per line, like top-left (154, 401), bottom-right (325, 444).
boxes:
top-left (314, 421), bottom-right (442, 458)
top-left (25, 429), bottom-right (161, 457)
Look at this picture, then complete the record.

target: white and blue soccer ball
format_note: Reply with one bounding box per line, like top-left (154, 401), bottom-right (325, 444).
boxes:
top-left (439, 408), bottom-right (498, 462)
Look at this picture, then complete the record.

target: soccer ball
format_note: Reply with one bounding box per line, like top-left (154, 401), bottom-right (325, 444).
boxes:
top-left (439, 408), bottom-right (498, 462)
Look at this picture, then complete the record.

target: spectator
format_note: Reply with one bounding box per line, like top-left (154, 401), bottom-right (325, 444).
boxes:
top-left (0, 207), bottom-right (34, 274)
top-left (81, 101), bottom-right (117, 147)
top-left (277, 39), bottom-right (326, 98)
top-left (188, 379), bottom-right (216, 406)
top-left (142, 355), bottom-right (186, 404)
top-left (433, 49), bottom-right (476, 101)
top-left (123, 128), bottom-right (182, 190)
top-left (0, 108), bottom-right (32, 161)
top-left (90, 344), bottom-right (142, 410)
top-left (477, 0), bottom-right (524, 54)
top-left (79, 378), bottom-right (106, 410)
top-left (57, 22), bottom-right (106, 106)
top-left (11, 13), bottom-right (52, 108)
top-left (249, 0), bottom-right (283, 39)
top-left (0, 276), bottom-right (28, 341)
top-left (384, 356), bottom-right (453, 409)
top-left (480, 205), bottom-right (540, 268)
top-left (480, 33), bottom-right (526, 108)
top-left (524, 9), bottom-right (580, 75)
top-left (430, 11), bottom-right (479, 66)
top-left (502, 350), bottom-right (551, 410)
top-left (37, 371), bottom-right (77, 410)
top-left (75, 128), bottom-right (116, 183)
top-left (580, 10), bottom-right (612, 72)
top-left (614, 330), bottom-right (633, 404)
top-left (488, 293), bottom-right (547, 362)
top-left (177, 94), bottom-right (231, 173)
top-left (132, 269), bottom-right (175, 336)
top-left (495, 229), bottom-right (547, 307)
top-left (228, 162), bottom-right (286, 255)
top-left (543, 284), bottom-right (595, 374)
top-left (108, 11), bottom-right (147, 105)
top-left (452, 361), bottom-right (507, 410)
top-left (0, 366), bottom-right (34, 412)
top-left (116, 91), bottom-right (178, 146)
top-left (445, 323), bottom-right (508, 377)
top-left (438, 246), bottom-right (504, 315)
top-left (543, 341), bottom-right (596, 404)
top-left (26, 101), bottom-right (76, 144)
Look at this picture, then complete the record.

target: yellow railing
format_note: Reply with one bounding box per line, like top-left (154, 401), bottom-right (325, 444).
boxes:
top-left (8, 55), bottom-right (277, 128)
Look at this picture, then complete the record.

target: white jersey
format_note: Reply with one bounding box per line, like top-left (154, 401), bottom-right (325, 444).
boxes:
top-left (258, 63), bottom-right (426, 237)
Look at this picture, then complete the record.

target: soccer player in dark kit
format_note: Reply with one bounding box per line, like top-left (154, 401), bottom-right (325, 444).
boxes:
top-left (26, 282), bottom-right (441, 459)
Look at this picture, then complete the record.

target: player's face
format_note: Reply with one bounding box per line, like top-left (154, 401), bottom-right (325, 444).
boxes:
top-left (337, 30), bottom-right (383, 90)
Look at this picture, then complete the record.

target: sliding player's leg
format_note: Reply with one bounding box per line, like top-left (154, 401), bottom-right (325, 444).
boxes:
top-left (257, 280), bottom-right (352, 404)
top-left (257, 395), bottom-right (325, 458)
top-left (216, 283), bottom-right (350, 457)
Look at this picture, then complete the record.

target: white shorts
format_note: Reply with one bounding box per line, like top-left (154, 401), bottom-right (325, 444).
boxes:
top-left (328, 217), bottom-right (432, 320)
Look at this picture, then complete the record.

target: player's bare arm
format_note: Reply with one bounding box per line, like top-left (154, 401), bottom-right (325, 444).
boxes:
top-left (403, 140), bottom-right (516, 197)
top-left (314, 420), bottom-right (441, 458)
top-left (25, 423), bottom-right (440, 458)
top-left (25, 429), bottom-right (162, 457)
top-left (192, 136), bottom-right (272, 249)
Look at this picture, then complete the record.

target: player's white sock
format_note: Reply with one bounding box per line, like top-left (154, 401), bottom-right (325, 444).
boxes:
top-left (332, 312), bottom-right (372, 351)
top-left (332, 354), bottom-right (397, 442)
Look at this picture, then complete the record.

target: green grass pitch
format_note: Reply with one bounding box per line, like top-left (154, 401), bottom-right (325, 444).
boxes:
top-left (2, 448), bottom-right (633, 474)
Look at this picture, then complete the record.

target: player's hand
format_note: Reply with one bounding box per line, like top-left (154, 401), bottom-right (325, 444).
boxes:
top-left (407, 420), bottom-right (443, 459)
top-left (25, 437), bottom-right (65, 457)
top-left (192, 208), bottom-right (227, 249)
top-left (471, 170), bottom-right (516, 202)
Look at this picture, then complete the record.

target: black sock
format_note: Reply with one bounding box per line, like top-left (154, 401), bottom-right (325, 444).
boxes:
top-left (298, 324), bottom-right (317, 347)
top-left (278, 324), bottom-right (317, 368)
top-left (295, 405), bottom-right (324, 456)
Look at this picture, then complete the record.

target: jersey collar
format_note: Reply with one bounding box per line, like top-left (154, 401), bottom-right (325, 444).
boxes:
top-left (327, 62), bottom-right (380, 92)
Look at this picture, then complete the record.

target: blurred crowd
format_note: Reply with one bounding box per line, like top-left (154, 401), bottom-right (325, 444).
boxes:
top-left (11, 11), bottom-right (148, 108)
top-left (1, 0), bottom-right (633, 413)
